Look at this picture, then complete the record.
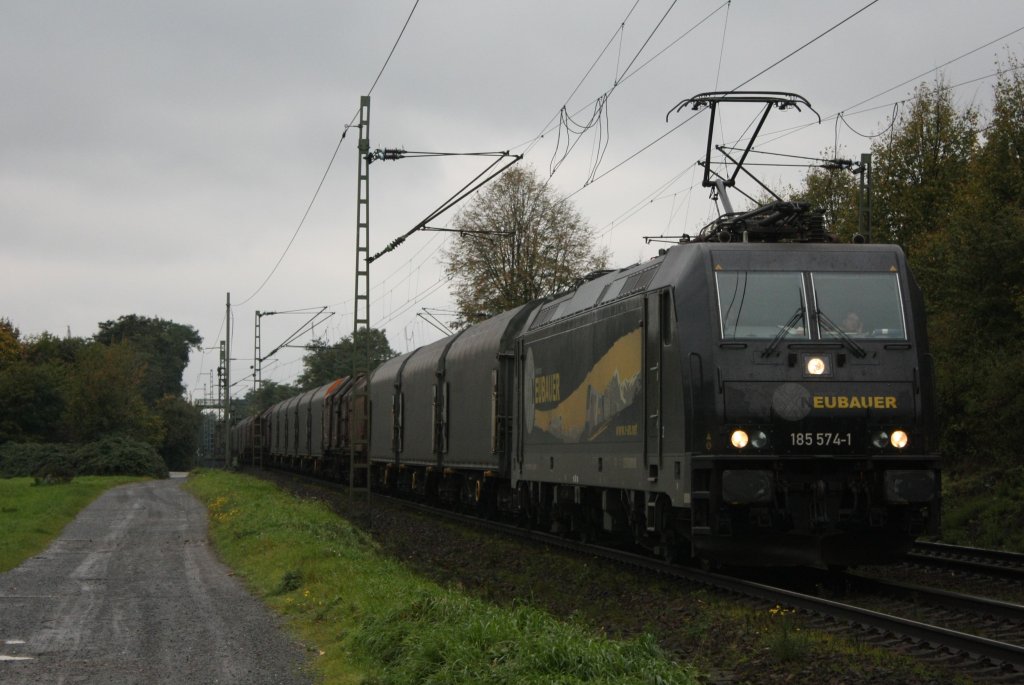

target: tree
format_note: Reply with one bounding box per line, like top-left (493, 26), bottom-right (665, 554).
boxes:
top-left (94, 315), bottom-right (202, 403)
top-left (443, 165), bottom-right (609, 326)
top-left (871, 79), bottom-right (978, 252)
top-left (0, 359), bottom-right (66, 444)
top-left (62, 343), bottom-right (164, 445)
top-left (907, 63), bottom-right (1024, 468)
top-left (0, 318), bottom-right (19, 367)
top-left (241, 379), bottom-right (301, 416)
top-left (22, 331), bottom-right (87, 366)
top-left (790, 152), bottom-right (860, 242)
top-left (0, 328), bottom-right (81, 444)
top-left (297, 328), bottom-right (396, 389)
top-left (154, 395), bottom-right (202, 471)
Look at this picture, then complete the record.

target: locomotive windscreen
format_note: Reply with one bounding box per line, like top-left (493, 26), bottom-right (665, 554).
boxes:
top-left (811, 272), bottom-right (906, 340)
top-left (716, 269), bottom-right (907, 341)
top-left (715, 271), bottom-right (808, 340)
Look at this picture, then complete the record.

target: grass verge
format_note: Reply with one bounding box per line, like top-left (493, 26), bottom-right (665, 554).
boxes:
top-left (184, 469), bottom-right (701, 685)
top-left (0, 475), bottom-right (141, 572)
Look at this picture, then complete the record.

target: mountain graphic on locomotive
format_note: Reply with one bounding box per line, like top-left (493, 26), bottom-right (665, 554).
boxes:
top-left (232, 92), bottom-right (940, 568)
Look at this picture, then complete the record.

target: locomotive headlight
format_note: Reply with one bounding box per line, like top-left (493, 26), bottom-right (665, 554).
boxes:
top-left (890, 430), bottom-right (909, 449)
top-left (872, 430), bottom-right (909, 449)
top-left (730, 430), bottom-right (749, 449)
top-left (750, 430), bottom-right (770, 449)
top-left (804, 354), bottom-right (830, 376)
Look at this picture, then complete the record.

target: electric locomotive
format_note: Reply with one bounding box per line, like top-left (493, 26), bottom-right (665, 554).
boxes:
top-left (509, 204), bottom-right (939, 568)
top-left (251, 216), bottom-right (940, 568)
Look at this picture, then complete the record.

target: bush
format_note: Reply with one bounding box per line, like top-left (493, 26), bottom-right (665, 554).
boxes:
top-left (0, 443), bottom-right (75, 479)
top-left (75, 435), bottom-right (168, 479)
top-left (0, 436), bottom-right (168, 480)
top-left (942, 467), bottom-right (1024, 552)
top-left (32, 452), bottom-right (78, 485)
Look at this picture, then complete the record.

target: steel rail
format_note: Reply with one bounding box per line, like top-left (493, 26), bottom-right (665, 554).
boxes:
top-left (845, 573), bottom-right (1024, 624)
top-left (909, 541), bottom-right (1024, 581)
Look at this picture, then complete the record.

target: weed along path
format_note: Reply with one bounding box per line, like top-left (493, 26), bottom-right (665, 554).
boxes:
top-left (0, 475), bottom-right (312, 685)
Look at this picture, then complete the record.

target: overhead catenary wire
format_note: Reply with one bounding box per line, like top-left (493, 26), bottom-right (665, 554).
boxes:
top-left (738, 26), bottom-right (1024, 151)
top-left (742, 60), bottom-right (1024, 157)
top-left (731, 0), bottom-right (882, 91)
top-left (584, 1), bottom-right (858, 212)
top-left (555, 2), bottom-right (873, 203)
top-left (532, 5), bottom-right (1023, 268)
top-left (547, 1), bottom-right (684, 181)
top-left (235, 0), bottom-right (422, 307)
top-left (522, 0), bottom-right (643, 159)
top-left (521, 1), bottom-right (730, 161)
top-left (202, 2), bottom-right (424, 398)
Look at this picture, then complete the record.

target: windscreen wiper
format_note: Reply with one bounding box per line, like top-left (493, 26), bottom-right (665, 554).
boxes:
top-left (816, 310), bottom-right (867, 358)
top-left (761, 306), bottom-right (804, 358)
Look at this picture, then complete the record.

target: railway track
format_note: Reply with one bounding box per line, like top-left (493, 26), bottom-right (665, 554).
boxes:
top-left (908, 541), bottom-right (1024, 581)
top-left (840, 573), bottom-right (1024, 646)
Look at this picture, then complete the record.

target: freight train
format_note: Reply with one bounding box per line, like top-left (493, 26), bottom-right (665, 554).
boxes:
top-left (231, 92), bottom-right (940, 568)
top-left (230, 200), bottom-right (940, 568)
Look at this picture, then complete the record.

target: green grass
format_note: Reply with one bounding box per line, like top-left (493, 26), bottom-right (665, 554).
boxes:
top-left (0, 475), bottom-right (142, 572)
top-left (184, 469), bottom-right (701, 685)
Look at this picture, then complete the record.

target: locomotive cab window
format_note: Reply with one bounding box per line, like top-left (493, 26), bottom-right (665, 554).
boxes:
top-left (811, 272), bottom-right (906, 340)
top-left (716, 271), bottom-right (808, 340)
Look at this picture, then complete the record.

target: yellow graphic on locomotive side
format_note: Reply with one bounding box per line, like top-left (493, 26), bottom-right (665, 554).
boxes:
top-left (527, 328), bottom-right (642, 444)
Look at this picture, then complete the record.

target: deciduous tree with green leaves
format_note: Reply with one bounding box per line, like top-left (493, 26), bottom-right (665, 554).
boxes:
top-left (0, 319), bottom-right (19, 367)
top-left (94, 315), bottom-right (202, 403)
top-left (871, 79), bottom-right (978, 252)
top-left (62, 342), bottom-right (164, 445)
top-left (907, 64), bottom-right (1024, 468)
top-left (154, 395), bottom-right (202, 470)
top-left (297, 328), bottom-right (396, 390)
top-left (791, 152), bottom-right (860, 242)
top-left (443, 165), bottom-right (609, 327)
top-left (240, 380), bottom-right (301, 416)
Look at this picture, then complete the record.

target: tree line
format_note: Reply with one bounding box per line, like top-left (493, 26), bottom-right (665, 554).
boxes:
top-left (0, 315), bottom-right (202, 471)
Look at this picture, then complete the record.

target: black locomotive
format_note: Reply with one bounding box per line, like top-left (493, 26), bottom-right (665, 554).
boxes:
top-left (231, 92), bottom-right (940, 568)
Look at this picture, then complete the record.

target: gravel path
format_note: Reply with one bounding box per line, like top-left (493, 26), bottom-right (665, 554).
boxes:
top-left (0, 475), bottom-right (312, 685)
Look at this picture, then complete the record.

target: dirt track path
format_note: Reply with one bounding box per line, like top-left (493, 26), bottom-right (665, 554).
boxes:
top-left (0, 476), bottom-right (312, 685)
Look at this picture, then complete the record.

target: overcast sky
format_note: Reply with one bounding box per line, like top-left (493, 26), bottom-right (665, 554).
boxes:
top-left (3, 1), bottom-right (1022, 401)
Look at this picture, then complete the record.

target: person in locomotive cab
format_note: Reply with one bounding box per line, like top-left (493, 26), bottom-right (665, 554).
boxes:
top-left (841, 311), bottom-right (864, 334)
